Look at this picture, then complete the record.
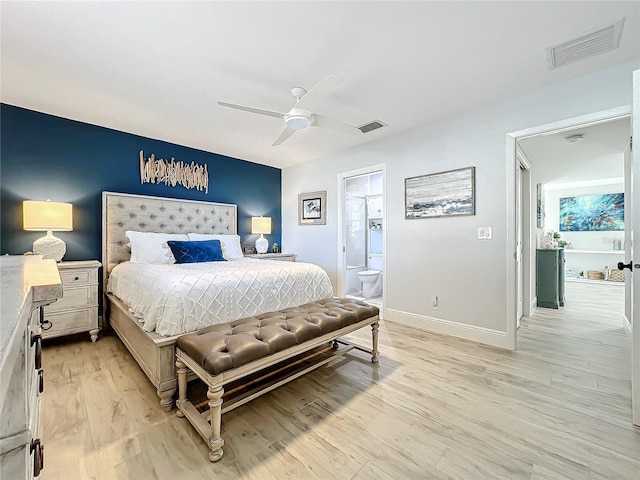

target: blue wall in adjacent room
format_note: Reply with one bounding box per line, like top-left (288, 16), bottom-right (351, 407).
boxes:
top-left (0, 104), bottom-right (282, 263)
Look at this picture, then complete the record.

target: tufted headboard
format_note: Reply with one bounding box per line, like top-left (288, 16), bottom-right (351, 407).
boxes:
top-left (102, 191), bottom-right (237, 282)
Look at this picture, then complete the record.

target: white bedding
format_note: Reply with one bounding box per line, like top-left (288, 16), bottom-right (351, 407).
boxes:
top-left (106, 258), bottom-right (333, 336)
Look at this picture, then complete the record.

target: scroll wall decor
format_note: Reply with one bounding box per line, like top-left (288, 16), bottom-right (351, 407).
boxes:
top-left (139, 150), bottom-right (209, 193)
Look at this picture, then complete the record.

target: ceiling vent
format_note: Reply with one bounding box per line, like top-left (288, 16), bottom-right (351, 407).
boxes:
top-left (546, 18), bottom-right (625, 70)
top-left (358, 120), bottom-right (386, 134)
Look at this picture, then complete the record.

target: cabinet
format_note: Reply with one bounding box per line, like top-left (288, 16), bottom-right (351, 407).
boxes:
top-left (1, 256), bottom-right (62, 479)
top-left (245, 253), bottom-right (297, 262)
top-left (42, 260), bottom-right (101, 342)
top-left (536, 249), bottom-right (565, 309)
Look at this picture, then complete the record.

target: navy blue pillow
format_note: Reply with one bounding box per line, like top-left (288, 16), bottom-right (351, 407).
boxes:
top-left (167, 240), bottom-right (225, 264)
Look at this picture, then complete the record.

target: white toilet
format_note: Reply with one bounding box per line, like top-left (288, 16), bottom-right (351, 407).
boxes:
top-left (357, 256), bottom-right (382, 298)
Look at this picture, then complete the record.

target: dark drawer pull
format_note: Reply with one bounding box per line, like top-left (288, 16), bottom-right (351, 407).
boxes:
top-left (31, 333), bottom-right (42, 370)
top-left (38, 369), bottom-right (44, 394)
top-left (30, 438), bottom-right (44, 476)
top-left (74, 276), bottom-right (80, 281)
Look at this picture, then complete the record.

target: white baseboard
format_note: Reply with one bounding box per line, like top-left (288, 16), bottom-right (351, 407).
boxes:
top-left (385, 308), bottom-right (510, 349)
top-left (623, 315), bottom-right (631, 336)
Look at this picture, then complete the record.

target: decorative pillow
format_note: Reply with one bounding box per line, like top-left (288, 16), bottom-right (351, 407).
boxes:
top-left (187, 233), bottom-right (244, 260)
top-left (167, 240), bottom-right (225, 264)
top-left (125, 231), bottom-right (189, 264)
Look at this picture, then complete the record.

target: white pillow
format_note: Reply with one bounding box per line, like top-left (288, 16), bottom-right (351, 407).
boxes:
top-left (187, 233), bottom-right (244, 260)
top-left (125, 231), bottom-right (189, 264)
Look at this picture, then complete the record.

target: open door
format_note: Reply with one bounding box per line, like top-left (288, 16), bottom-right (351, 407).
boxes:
top-left (631, 70), bottom-right (640, 426)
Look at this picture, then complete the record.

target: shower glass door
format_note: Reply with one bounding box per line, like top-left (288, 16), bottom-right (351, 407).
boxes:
top-left (345, 195), bottom-right (366, 269)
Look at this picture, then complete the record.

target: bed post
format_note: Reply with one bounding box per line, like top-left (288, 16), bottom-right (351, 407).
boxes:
top-left (371, 318), bottom-right (380, 363)
top-left (207, 385), bottom-right (225, 462)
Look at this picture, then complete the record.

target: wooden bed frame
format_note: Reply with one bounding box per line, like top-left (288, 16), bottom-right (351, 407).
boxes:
top-left (102, 191), bottom-right (238, 411)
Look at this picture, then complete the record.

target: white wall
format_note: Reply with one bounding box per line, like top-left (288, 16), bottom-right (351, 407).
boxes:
top-left (282, 60), bottom-right (639, 348)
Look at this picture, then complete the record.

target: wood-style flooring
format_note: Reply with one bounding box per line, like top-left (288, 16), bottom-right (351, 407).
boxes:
top-left (41, 282), bottom-right (639, 479)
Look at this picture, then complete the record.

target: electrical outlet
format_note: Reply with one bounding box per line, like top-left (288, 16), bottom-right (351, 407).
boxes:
top-left (431, 295), bottom-right (438, 310)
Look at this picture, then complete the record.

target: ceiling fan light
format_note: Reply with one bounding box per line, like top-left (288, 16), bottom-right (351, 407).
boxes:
top-left (286, 115), bottom-right (311, 130)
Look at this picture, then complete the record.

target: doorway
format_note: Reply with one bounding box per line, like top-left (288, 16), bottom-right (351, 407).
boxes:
top-left (337, 164), bottom-right (386, 311)
top-left (506, 104), bottom-right (637, 425)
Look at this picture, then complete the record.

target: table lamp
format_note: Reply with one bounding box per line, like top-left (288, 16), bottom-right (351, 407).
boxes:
top-left (251, 217), bottom-right (271, 254)
top-left (23, 200), bottom-right (73, 261)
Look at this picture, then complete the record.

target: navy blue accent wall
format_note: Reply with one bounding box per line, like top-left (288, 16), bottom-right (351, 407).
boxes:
top-left (1, 104), bottom-right (282, 263)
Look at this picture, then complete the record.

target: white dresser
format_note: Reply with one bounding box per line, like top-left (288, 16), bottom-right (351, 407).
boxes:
top-left (42, 260), bottom-right (101, 342)
top-left (1, 256), bottom-right (62, 479)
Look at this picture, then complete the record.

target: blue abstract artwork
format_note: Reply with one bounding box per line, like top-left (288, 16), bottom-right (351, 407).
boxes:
top-left (559, 193), bottom-right (624, 231)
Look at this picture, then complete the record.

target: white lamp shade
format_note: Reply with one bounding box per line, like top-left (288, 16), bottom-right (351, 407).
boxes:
top-left (23, 201), bottom-right (73, 231)
top-left (251, 217), bottom-right (271, 235)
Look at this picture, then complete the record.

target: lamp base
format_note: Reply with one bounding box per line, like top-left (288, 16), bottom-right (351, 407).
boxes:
top-left (255, 235), bottom-right (268, 254)
top-left (33, 231), bottom-right (66, 262)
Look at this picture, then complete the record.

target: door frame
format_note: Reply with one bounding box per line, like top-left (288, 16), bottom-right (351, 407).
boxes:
top-left (516, 146), bottom-right (533, 322)
top-left (505, 105), bottom-right (631, 351)
top-left (632, 69), bottom-right (639, 425)
top-left (336, 163), bottom-right (387, 304)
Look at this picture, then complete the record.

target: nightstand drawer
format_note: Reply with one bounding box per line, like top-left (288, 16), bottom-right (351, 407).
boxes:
top-left (60, 268), bottom-right (96, 286)
top-left (44, 286), bottom-right (97, 313)
top-left (43, 308), bottom-right (98, 338)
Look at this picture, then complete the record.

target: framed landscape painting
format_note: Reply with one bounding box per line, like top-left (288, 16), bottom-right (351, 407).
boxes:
top-left (298, 191), bottom-right (326, 225)
top-left (405, 166), bottom-right (475, 219)
top-left (559, 193), bottom-right (624, 231)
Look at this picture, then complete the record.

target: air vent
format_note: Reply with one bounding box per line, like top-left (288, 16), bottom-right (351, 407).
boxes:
top-left (358, 120), bottom-right (386, 134)
top-left (546, 18), bottom-right (625, 70)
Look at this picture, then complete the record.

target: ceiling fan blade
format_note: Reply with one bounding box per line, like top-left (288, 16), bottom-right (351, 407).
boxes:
top-left (313, 114), bottom-right (362, 136)
top-left (217, 101), bottom-right (284, 119)
top-left (294, 75), bottom-right (343, 111)
top-left (272, 126), bottom-right (297, 146)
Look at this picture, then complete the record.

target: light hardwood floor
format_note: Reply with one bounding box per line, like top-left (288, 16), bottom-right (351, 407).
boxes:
top-left (41, 282), bottom-right (639, 479)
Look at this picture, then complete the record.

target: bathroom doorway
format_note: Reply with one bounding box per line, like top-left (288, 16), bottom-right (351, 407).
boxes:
top-left (337, 164), bottom-right (385, 311)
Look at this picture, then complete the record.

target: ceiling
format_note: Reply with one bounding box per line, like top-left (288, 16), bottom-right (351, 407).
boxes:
top-left (518, 117), bottom-right (631, 185)
top-left (1, 1), bottom-right (639, 169)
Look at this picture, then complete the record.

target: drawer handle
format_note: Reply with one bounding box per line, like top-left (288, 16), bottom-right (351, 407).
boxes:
top-left (38, 369), bottom-right (45, 394)
top-left (31, 333), bottom-right (42, 370)
top-left (74, 276), bottom-right (80, 281)
top-left (30, 438), bottom-right (44, 476)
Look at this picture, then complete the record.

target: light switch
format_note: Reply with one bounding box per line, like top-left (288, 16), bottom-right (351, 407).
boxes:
top-left (478, 227), bottom-right (492, 240)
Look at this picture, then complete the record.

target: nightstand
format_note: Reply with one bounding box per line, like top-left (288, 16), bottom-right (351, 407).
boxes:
top-left (42, 260), bottom-right (101, 342)
top-left (245, 253), bottom-right (297, 262)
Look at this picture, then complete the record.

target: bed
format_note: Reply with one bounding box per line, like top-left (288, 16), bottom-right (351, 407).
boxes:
top-left (102, 191), bottom-right (333, 410)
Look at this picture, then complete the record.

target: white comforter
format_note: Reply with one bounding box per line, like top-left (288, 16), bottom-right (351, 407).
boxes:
top-left (106, 258), bottom-right (333, 336)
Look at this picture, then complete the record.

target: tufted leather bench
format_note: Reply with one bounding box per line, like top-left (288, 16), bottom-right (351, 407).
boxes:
top-left (175, 298), bottom-right (380, 462)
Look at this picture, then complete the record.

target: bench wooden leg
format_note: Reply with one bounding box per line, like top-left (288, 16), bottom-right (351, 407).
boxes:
top-left (208, 385), bottom-right (225, 462)
top-left (371, 320), bottom-right (380, 363)
top-left (175, 359), bottom-right (188, 417)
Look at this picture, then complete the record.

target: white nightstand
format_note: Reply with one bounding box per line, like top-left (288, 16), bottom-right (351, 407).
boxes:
top-left (42, 260), bottom-right (101, 342)
top-left (245, 253), bottom-right (297, 262)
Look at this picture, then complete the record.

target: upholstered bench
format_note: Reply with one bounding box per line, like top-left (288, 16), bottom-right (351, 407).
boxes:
top-left (175, 298), bottom-right (380, 461)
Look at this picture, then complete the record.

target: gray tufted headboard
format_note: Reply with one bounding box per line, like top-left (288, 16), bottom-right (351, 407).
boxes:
top-left (102, 191), bottom-right (237, 282)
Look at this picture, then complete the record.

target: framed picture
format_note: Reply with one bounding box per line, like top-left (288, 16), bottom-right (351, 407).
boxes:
top-left (536, 183), bottom-right (545, 228)
top-left (298, 191), bottom-right (326, 225)
top-left (405, 166), bottom-right (475, 219)
top-left (559, 193), bottom-right (624, 231)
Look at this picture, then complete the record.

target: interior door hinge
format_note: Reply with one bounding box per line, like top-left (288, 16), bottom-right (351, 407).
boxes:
top-left (630, 135), bottom-right (633, 151)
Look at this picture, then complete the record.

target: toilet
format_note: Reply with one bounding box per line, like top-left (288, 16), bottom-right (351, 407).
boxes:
top-left (357, 256), bottom-right (382, 298)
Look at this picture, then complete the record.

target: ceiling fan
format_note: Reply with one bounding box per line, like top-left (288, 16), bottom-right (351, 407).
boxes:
top-left (217, 75), bottom-right (362, 146)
